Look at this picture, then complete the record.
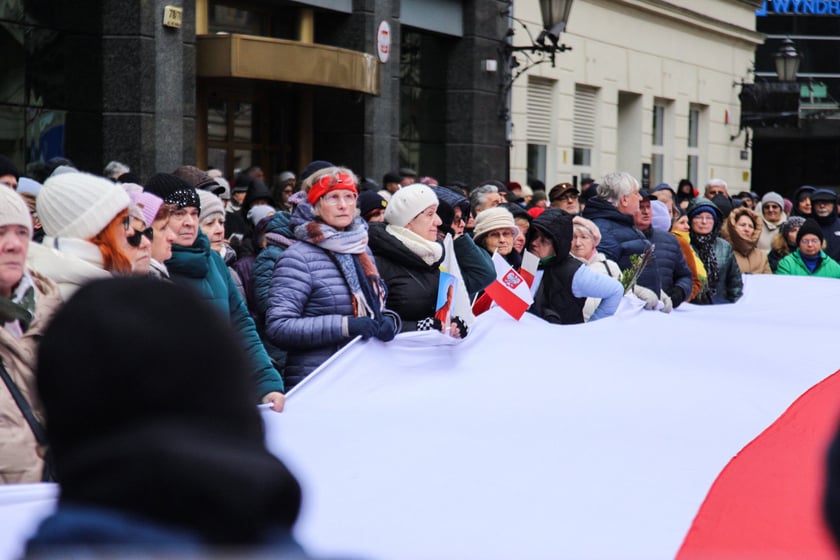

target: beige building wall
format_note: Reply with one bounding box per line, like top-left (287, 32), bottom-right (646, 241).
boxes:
top-left (509, 0), bottom-right (764, 192)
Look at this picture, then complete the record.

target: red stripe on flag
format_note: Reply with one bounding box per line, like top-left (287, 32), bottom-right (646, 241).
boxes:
top-left (520, 268), bottom-right (535, 288)
top-left (677, 369), bottom-right (840, 560)
top-left (484, 279), bottom-right (530, 320)
top-left (472, 292), bottom-right (493, 316)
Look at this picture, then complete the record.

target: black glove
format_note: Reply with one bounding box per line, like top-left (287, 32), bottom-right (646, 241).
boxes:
top-left (348, 317), bottom-right (378, 339)
top-left (375, 316), bottom-right (397, 342)
top-left (451, 316), bottom-right (468, 338)
top-left (668, 286), bottom-right (686, 309)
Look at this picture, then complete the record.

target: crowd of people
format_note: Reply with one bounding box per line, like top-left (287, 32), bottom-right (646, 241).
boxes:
top-left (2, 151), bottom-right (840, 552)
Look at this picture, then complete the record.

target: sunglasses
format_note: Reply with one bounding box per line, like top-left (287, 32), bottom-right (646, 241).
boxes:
top-left (127, 227), bottom-right (154, 247)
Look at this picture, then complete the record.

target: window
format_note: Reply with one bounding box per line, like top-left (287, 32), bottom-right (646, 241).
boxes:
top-left (527, 77), bottom-right (554, 185)
top-left (651, 99), bottom-right (672, 186)
top-left (687, 104), bottom-right (705, 186)
top-left (574, 85), bottom-right (597, 169)
top-left (528, 144), bottom-right (547, 185)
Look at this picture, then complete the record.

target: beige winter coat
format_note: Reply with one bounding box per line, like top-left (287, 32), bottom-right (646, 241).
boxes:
top-left (0, 271), bottom-right (62, 483)
top-left (721, 207), bottom-right (772, 275)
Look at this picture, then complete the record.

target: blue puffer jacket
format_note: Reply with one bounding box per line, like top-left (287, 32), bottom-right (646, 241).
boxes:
top-left (264, 219), bottom-right (378, 389)
top-left (582, 197), bottom-right (661, 293)
top-left (251, 212), bottom-right (296, 369)
top-left (644, 227), bottom-right (693, 305)
top-left (166, 232), bottom-right (284, 397)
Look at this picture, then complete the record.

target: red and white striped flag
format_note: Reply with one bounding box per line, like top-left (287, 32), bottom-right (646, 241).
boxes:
top-left (483, 252), bottom-right (534, 320)
top-left (520, 250), bottom-right (539, 287)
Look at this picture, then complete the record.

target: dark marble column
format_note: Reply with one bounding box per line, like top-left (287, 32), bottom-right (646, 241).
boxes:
top-left (444, 0), bottom-right (508, 185)
top-left (100, 0), bottom-right (195, 181)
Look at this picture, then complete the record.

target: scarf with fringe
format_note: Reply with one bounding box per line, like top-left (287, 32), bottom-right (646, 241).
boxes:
top-left (691, 232), bottom-right (719, 295)
top-left (292, 202), bottom-right (385, 318)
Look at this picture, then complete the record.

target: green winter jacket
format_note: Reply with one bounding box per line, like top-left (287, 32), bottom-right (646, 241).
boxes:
top-left (776, 250), bottom-right (840, 279)
top-left (167, 231), bottom-right (284, 398)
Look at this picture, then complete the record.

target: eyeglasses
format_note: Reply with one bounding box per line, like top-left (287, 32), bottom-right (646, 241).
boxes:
top-left (692, 215), bottom-right (716, 223)
top-left (800, 237), bottom-right (822, 245)
top-left (556, 193), bottom-right (579, 202)
top-left (127, 227), bottom-right (154, 247)
top-left (322, 192), bottom-right (358, 206)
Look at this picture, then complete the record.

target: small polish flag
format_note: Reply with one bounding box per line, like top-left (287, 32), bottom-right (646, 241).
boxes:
top-left (483, 252), bottom-right (534, 320)
top-left (520, 251), bottom-right (539, 287)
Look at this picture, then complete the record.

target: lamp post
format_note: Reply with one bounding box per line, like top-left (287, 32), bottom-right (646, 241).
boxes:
top-left (500, 0), bottom-right (574, 179)
top-left (774, 37), bottom-right (801, 82)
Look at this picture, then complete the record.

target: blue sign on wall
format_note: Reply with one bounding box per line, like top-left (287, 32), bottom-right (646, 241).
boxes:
top-left (757, 0), bottom-right (840, 15)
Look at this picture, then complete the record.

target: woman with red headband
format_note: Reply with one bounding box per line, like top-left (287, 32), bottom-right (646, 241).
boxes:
top-left (264, 166), bottom-right (399, 390)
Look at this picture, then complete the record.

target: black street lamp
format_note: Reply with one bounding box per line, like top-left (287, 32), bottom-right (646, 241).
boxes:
top-left (774, 37), bottom-right (801, 82)
top-left (499, 0), bottom-right (575, 180)
top-left (499, 0), bottom-right (574, 120)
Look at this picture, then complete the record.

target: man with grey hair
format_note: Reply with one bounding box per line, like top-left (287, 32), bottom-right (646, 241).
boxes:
top-left (103, 160), bottom-right (130, 182)
top-left (704, 178), bottom-right (730, 199)
top-left (581, 171), bottom-right (663, 302)
top-left (469, 184), bottom-right (504, 218)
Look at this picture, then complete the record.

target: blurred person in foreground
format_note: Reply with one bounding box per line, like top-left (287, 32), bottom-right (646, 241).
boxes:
top-left (25, 278), bottom-right (304, 557)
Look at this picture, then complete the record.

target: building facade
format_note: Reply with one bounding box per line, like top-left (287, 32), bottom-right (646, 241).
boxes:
top-left (1, 0), bottom-right (507, 186)
top-left (508, 0), bottom-right (764, 193)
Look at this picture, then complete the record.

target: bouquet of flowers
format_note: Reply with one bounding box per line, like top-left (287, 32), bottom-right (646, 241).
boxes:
top-left (620, 245), bottom-right (655, 294)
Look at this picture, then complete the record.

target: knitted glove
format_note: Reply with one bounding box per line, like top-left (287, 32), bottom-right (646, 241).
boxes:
top-left (416, 317), bottom-right (443, 332)
top-left (375, 315), bottom-right (397, 342)
top-left (633, 285), bottom-right (660, 310)
top-left (348, 317), bottom-right (378, 339)
top-left (659, 290), bottom-right (673, 313)
top-left (668, 286), bottom-right (686, 309)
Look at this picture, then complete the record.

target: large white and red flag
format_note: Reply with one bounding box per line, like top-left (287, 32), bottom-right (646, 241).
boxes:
top-left (482, 252), bottom-right (533, 320)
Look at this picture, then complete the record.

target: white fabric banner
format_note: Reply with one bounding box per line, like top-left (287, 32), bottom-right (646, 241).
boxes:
top-left (1, 275), bottom-right (839, 560)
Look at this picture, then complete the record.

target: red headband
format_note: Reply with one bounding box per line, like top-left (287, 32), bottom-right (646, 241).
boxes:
top-left (308, 172), bottom-right (358, 205)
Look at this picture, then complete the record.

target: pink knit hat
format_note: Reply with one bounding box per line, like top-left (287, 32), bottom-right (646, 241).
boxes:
top-left (129, 191), bottom-right (164, 228)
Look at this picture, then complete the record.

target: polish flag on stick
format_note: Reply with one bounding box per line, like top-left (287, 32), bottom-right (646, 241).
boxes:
top-left (483, 252), bottom-right (534, 320)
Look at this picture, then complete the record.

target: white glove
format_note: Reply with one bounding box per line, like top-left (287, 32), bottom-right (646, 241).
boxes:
top-left (633, 285), bottom-right (660, 310)
top-left (659, 290), bottom-right (673, 313)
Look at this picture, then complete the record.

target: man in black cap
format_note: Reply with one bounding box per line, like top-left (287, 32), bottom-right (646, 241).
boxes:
top-left (398, 167), bottom-right (417, 186)
top-left (548, 182), bottom-right (581, 215)
top-left (381, 171), bottom-right (402, 202)
top-left (0, 155), bottom-right (20, 190)
top-left (810, 189), bottom-right (840, 261)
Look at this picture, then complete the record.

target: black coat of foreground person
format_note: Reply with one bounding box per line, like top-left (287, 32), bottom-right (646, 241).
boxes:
top-left (25, 278), bottom-right (306, 558)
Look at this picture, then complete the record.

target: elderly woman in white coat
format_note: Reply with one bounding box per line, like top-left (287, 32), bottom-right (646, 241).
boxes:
top-left (569, 216), bottom-right (623, 321)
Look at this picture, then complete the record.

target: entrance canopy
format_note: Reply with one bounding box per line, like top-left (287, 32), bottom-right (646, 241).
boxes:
top-left (197, 34), bottom-right (380, 95)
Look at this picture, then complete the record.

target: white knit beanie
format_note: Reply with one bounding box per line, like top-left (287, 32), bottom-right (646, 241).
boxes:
top-left (197, 189), bottom-right (224, 222)
top-left (0, 187), bottom-right (33, 236)
top-left (247, 204), bottom-right (275, 226)
top-left (384, 183), bottom-right (439, 228)
top-left (38, 172), bottom-right (130, 239)
top-left (761, 191), bottom-right (784, 208)
top-left (472, 207), bottom-right (518, 240)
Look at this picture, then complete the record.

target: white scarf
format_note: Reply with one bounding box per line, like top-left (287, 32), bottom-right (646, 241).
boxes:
top-left (385, 225), bottom-right (443, 266)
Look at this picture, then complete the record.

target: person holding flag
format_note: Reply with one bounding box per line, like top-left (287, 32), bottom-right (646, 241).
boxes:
top-left (526, 209), bottom-right (623, 324)
top-left (368, 184), bottom-right (469, 337)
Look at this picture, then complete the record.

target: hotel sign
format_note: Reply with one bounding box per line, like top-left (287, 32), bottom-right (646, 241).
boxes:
top-left (757, 0), bottom-right (840, 14)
